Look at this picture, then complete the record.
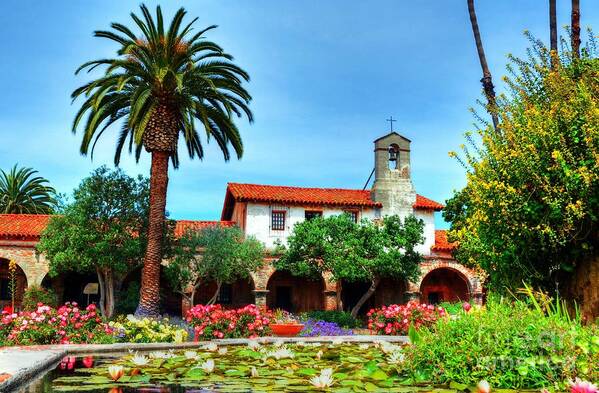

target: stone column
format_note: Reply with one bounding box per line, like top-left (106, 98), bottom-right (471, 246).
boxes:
top-left (253, 289), bottom-right (269, 308)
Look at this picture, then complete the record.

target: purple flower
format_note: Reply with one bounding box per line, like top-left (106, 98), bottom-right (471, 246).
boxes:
top-left (299, 319), bottom-right (353, 337)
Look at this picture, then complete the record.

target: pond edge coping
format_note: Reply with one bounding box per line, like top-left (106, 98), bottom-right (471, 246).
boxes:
top-left (0, 335), bottom-right (408, 392)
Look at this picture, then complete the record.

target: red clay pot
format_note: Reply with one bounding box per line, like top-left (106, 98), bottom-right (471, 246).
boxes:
top-left (270, 323), bottom-right (304, 337)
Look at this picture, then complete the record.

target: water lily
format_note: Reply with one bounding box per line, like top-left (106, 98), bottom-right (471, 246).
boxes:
top-left (315, 350), bottom-right (323, 360)
top-left (149, 351), bottom-right (170, 359)
top-left (265, 348), bottom-right (295, 359)
top-left (310, 368), bottom-right (334, 389)
top-left (203, 343), bottom-right (218, 352)
top-left (130, 353), bottom-right (149, 366)
top-left (569, 378), bottom-right (598, 393)
top-left (218, 347), bottom-right (228, 355)
top-left (331, 338), bottom-right (343, 345)
top-left (107, 365), bottom-right (124, 381)
top-left (387, 351), bottom-right (405, 364)
top-left (250, 366), bottom-right (259, 378)
top-left (184, 351), bottom-right (198, 360)
top-left (379, 341), bottom-right (401, 354)
top-left (359, 343), bottom-right (369, 350)
top-left (200, 359), bottom-right (215, 373)
top-left (477, 380), bottom-right (491, 393)
top-left (247, 340), bottom-right (261, 350)
top-left (273, 339), bottom-right (285, 347)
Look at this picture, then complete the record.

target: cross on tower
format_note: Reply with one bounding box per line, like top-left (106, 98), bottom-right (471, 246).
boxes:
top-left (386, 116), bottom-right (396, 131)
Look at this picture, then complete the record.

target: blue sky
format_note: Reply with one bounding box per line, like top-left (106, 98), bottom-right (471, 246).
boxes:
top-left (0, 1), bottom-right (596, 228)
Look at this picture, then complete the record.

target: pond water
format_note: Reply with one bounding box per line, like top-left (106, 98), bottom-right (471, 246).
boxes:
top-left (14, 341), bottom-right (534, 393)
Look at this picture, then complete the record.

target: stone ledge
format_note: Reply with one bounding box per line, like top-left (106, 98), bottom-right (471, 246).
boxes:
top-left (0, 335), bottom-right (408, 392)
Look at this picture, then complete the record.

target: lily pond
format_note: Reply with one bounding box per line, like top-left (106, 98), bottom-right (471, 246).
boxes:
top-left (23, 341), bottom-right (535, 392)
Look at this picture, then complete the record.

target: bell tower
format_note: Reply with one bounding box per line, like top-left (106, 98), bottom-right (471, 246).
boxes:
top-left (371, 132), bottom-right (416, 217)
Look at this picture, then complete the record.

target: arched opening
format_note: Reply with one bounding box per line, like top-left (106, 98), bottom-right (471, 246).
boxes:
top-left (42, 272), bottom-right (99, 307)
top-left (267, 271), bottom-right (324, 312)
top-left (0, 258), bottom-right (28, 311)
top-left (341, 278), bottom-right (407, 315)
top-left (388, 144), bottom-right (400, 170)
top-left (420, 268), bottom-right (470, 304)
top-left (193, 277), bottom-right (255, 308)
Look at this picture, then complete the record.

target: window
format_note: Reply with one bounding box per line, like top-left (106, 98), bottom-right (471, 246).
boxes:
top-left (271, 210), bottom-right (286, 231)
top-left (305, 210), bottom-right (323, 221)
top-left (344, 210), bottom-right (359, 223)
top-left (217, 284), bottom-right (232, 304)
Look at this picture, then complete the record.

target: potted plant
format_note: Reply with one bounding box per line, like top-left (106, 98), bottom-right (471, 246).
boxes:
top-left (270, 310), bottom-right (304, 337)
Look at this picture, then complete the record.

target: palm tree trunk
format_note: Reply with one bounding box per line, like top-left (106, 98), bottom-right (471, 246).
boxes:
top-left (135, 150), bottom-right (169, 317)
top-left (571, 0), bottom-right (580, 59)
top-left (549, 0), bottom-right (558, 69)
top-left (467, 0), bottom-right (499, 131)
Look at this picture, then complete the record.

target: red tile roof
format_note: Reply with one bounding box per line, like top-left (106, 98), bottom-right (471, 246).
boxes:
top-left (0, 214), bottom-right (53, 240)
top-left (225, 183), bottom-right (383, 208)
top-left (414, 194), bottom-right (444, 211)
top-left (431, 230), bottom-right (456, 252)
top-left (222, 183), bottom-right (444, 217)
top-left (174, 220), bottom-right (235, 237)
top-left (0, 214), bottom-right (234, 241)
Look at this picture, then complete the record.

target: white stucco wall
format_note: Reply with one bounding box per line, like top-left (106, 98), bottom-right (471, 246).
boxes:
top-left (414, 210), bottom-right (435, 256)
top-left (244, 203), bottom-right (377, 248)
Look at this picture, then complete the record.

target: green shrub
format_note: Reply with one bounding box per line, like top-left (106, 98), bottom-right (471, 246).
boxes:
top-left (398, 298), bottom-right (598, 390)
top-left (21, 285), bottom-right (57, 311)
top-left (115, 281), bottom-right (140, 315)
top-left (437, 301), bottom-right (464, 316)
top-left (302, 310), bottom-right (361, 328)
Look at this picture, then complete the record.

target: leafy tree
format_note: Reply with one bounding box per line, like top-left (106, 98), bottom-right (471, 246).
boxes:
top-left (276, 214), bottom-right (424, 318)
top-left (0, 165), bottom-right (56, 214)
top-left (71, 5), bottom-right (253, 316)
top-left (445, 32), bottom-right (599, 292)
top-left (37, 167), bottom-right (150, 318)
top-left (166, 225), bottom-right (264, 306)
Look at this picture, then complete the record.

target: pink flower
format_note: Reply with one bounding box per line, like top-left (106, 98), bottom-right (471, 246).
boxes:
top-left (570, 379), bottom-right (598, 393)
top-left (463, 302), bottom-right (472, 312)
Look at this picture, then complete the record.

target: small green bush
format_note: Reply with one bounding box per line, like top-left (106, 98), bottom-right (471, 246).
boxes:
top-left (302, 310), bottom-right (361, 328)
top-left (21, 285), bottom-right (57, 311)
top-left (437, 301), bottom-right (464, 316)
top-left (398, 298), bottom-right (598, 390)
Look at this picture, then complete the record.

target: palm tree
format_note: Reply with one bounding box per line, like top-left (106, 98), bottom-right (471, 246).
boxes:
top-left (0, 165), bottom-right (56, 214)
top-left (466, 0), bottom-right (499, 131)
top-left (71, 5), bottom-right (253, 316)
top-left (571, 0), bottom-right (580, 59)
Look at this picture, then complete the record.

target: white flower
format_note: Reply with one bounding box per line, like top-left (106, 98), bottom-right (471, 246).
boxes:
top-left (202, 343), bottom-right (218, 352)
top-left (200, 359), bottom-right (215, 373)
top-left (358, 343), bottom-right (369, 350)
top-left (149, 351), bottom-right (170, 359)
top-left (273, 339), bottom-right (285, 347)
top-left (379, 341), bottom-right (401, 354)
top-left (130, 353), bottom-right (149, 366)
top-left (184, 351), bottom-right (198, 360)
top-left (387, 351), bottom-right (405, 364)
top-left (315, 350), bottom-right (323, 360)
top-left (250, 366), bottom-right (259, 378)
top-left (247, 340), bottom-right (261, 350)
top-left (310, 368), bottom-right (334, 389)
top-left (126, 314), bottom-right (138, 323)
top-left (330, 338), bottom-right (343, 345)
top-left (107, 365), bottom-right (124, 381)
top-left (218, 347), bottom-right (228, 355)
top-left (265, 348), bottom-right (295, 359)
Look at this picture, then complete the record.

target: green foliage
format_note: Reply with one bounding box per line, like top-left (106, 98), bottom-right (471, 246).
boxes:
top-left (437, 302), bottom-right (464, 316)
top-left (0, 165), bottom-right (56, 213)
top-left (115, 281), bottom-right (140, 315)
top-left (399, 297), bottom-right (598, 390)
top-left (21, 285), bottom-right (58, 311)
top-left (277, 214), bottom-right (424, 289)
top-left (301, 310), bottom-right (361, 329)
top-left (37, 166), bottom-right (149, 277)
top-left (109, 315), bottom-right (188, 343)
top-left (71, 4), bottom-right (253, 167)
top-left (446, 31), bottom-right (599, 291)
top-left (166, 225), bottom-right (264, 305)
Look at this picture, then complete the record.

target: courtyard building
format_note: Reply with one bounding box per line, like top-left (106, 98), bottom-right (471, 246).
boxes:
top-left (0, 132), bottom-right (483, 315)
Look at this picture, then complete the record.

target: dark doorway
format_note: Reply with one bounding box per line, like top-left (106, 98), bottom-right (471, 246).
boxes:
top-left (275, 286), bottom-right (292, 311)
top-left (427, 292), bottom-right (441, 305)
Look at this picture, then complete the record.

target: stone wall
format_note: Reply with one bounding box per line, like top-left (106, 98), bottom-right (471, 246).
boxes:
top-left (0, 241), bottom-right (49, 288)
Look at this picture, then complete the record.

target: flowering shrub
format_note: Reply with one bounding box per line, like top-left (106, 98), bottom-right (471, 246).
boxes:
top-left (186, 304), bottom-right (273, 340)
top-left (0, 302), bottom-right (114, 346)
top-left (109, 315), bottom-right (188, 343)
top-left (299, 319), bottom-right (353, 337)
top-left (367, 301), bottom-right (446, 335)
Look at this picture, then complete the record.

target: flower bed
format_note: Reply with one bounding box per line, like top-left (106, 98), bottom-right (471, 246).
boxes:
top-left (186, 304), bottom-right (273, 340)
top-left (367, 301), bottom-right (446, 335)
top-left (109, 315), bottom-right (188, 343)
top-left (299, 319), bottom-right (353, 337)
top-left (0, 302), bottom-right (113, 346)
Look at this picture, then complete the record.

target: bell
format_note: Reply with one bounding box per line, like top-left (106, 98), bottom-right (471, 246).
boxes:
top-left (388, 147), bottom-right (398, 162)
